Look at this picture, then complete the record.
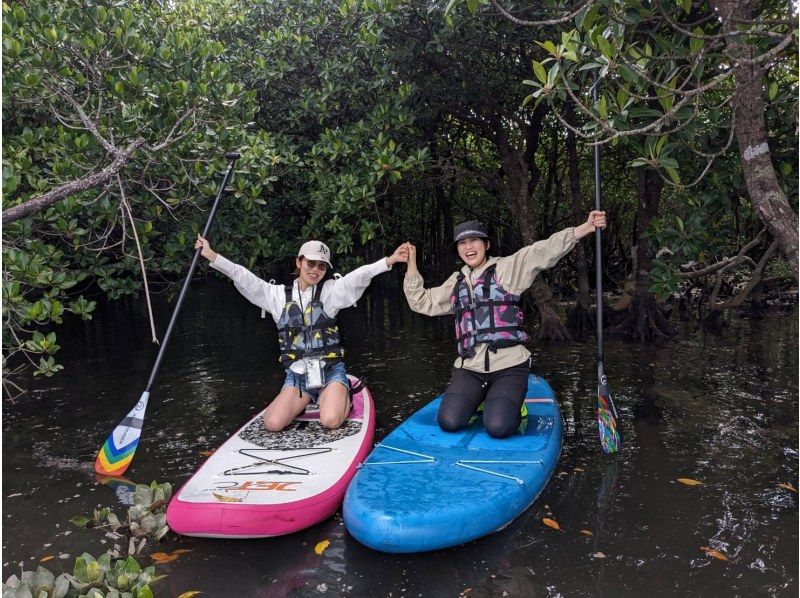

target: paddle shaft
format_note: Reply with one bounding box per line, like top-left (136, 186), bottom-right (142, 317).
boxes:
top-left (592, 73), bottom-right (604, 363)
top-left (144, 152), bottom-right (239, 391)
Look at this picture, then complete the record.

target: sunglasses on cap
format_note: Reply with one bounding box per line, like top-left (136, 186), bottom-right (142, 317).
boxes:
top-left (303, 258), bottom-right (329, 271)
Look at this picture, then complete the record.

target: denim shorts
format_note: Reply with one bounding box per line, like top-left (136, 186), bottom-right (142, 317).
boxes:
top-left (282, 361), bottom-right (349, 403)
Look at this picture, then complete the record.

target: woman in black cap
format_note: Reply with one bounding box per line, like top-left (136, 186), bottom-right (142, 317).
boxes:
top-left (400, 211), bottom-right (606, 438)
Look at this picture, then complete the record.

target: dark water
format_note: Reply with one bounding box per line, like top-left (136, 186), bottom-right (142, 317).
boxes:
top-left (3, 277), bottom-right (798, 596)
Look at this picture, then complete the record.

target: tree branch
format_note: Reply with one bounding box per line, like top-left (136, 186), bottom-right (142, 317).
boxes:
top-left (3, 139), bottom-right (145, 223)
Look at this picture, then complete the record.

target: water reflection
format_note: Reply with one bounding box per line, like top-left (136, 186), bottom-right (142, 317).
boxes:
top-left (2, 279), bottom-right (797, 596)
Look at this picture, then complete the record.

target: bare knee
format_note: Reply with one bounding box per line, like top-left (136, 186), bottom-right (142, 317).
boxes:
top-left (262, 413), bottom-right (288, 432)
top-left (319, 411), bottom-right (344, 429)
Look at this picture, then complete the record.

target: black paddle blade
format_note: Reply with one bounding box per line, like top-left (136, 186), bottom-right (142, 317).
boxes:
top-left (597, 366), bottom-right (621, 454)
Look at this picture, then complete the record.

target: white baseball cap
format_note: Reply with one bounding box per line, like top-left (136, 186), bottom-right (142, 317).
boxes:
top-left (297, 240), bottom-right (332, 267)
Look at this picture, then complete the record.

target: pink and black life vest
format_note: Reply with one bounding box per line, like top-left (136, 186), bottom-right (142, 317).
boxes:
top-left (450, 263), bottom-right (528, 370)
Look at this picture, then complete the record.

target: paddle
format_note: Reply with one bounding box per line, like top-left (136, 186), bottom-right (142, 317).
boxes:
top-left (95, 152), bottom-right (240, 476)
top-left (591, 75), bottom-right (621, 454)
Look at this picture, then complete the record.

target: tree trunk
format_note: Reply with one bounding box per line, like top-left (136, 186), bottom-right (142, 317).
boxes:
top-left (564, 106), bottom-right (593, 333)
top-left (609, 167), bottom-right (675, 341)
top-left (494, 124), bottom-right (571, 341)
top-left (712, 0), bottom-right (799, 278)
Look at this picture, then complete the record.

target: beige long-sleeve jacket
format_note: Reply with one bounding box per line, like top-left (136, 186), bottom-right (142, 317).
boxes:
top-left (403, 228), bottom-right (577, 373)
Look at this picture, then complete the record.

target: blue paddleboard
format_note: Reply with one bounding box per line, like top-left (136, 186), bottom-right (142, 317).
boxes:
top-left (343, 374), bottom-right (563, 553)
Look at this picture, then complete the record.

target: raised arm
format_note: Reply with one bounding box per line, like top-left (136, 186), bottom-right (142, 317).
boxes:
top-left (322, 244), bottom-right (409, 311)
top-left (402, 242), bottom-right (458, 317)
top-left (195, 234), bottom-right (283, 316)
top-left (497, 211), bottom-right (607, 294)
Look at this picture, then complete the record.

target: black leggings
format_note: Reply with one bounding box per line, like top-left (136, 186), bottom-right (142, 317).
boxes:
top-left (437, 363), bottom-right (529, 438)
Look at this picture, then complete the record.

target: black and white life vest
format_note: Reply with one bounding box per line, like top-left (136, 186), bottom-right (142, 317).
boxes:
top-left (276, 282), bottom-right (344, 367)
top-left (449, 263), bottom-right (529, 368)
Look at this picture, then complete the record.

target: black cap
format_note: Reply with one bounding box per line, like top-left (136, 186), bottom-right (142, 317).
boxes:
top-left (453, 220), bottom-right (489, 244)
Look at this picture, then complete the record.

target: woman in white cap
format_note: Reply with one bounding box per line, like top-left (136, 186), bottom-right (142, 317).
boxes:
top-left (400, 211), bottom-right (606, 438)
top-left (195, 235), bottom-right (409, 431)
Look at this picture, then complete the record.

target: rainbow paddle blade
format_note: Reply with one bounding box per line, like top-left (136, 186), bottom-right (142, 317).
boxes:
top-left (95, 391), bottom-right (149, 476)
top-left (597, 367), bottom-right (621, 454)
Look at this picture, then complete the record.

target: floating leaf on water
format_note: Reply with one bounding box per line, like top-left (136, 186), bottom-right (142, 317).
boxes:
top-left (700, 546), bottom-right (728, 561)
top-left (199, 451), bottom-right (214, 457)
top-left (542, 518), bottom-right (561, 531)
top-left (677, 478), bottom-right (703, 486)
top-left (172, 549), bottom-right (193, 555)
top-left (592, 551), bottom-right (606, 558)
top-left (574, 468), bottom-right (585, 473)
top-left (70, 516), bottom-right (91, 528)
top-left (150, 551), bottom-right (180, 564)
top-left (579, 530), bottom-right (593, 537)
top-left (40, 555), bottom-right (55, 562)
top-left (314, 540), bottom-right (330, 555)
top-left (177, 592), bottom-right (202, 598)
top-left (777, 483), bottom-right (797, 492)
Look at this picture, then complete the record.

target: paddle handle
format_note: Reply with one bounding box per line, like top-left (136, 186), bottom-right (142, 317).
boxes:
top-left (144, 152), bottom-right (240, 391)
top-left (591, 73), bottom-right (604, 363)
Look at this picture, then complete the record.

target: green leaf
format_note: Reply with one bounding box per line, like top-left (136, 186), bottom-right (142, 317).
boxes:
top-left (467, 0), bottom-right (479, 13)
top-left (664, 166), bottom-right (681, 184)
top-left (768, 81), bottom-right (778, 100)
top-left (532, 60), bottom-right (547, 84)
top-left (689, 28), bottom-right (705, 54)
top-left (596, 35), bottom-right (614, 59)
top-left (70, 515), bottom-right (91, 528)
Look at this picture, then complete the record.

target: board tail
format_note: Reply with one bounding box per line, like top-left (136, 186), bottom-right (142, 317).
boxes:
top-left (95, 392), bottom-right (150, 475)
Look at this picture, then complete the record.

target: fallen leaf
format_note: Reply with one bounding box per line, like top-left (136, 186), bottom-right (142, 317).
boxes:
top-left (314, 539), bottom-right (330, 555)
top-left (573, 468), bottom-right (585, 473)
top-left (677, 478), bottom-right (703, 486)
top-left (777, 483), bottom-right (797, 493)
top-left (700, 546), bottom-right (728, 561)
top-left (459, 589), bottom-right (472, 597)
top-left (199, 451), bottom-right (214, 457)
top-left (542, 518), bottom-right (561, 531)
top-left (177, 592), bottom-right (202, 598)
top-left (592, 552), bottom-right (606, 558)
top-left (150, 552), bottom-right (179, 564)
top-left (212, 492), bottom-right (242, 503)
top-left (150, 549), bottom-right (191, 564)
top-left (579, 530), bottom-right (593, 537)
top-left (39, 555), bottom-right (55, 562)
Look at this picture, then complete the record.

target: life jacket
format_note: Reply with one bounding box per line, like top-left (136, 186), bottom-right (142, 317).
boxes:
top-left (450, 263), bottom-right (528, 369)
top-left (276, 282), bottom-right (344, 367)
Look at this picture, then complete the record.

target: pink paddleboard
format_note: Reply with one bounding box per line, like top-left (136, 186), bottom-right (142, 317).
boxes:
top-left (166, 376), bottom-right (375, 538)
